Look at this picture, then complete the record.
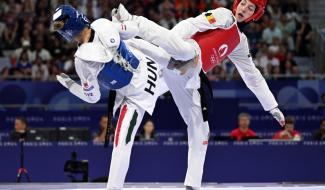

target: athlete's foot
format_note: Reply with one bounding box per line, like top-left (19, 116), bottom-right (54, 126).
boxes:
top-left (107, 187), bottom-right (121, 190)
top-left (185, 186), bottom-right (199, 190)
top-left (111, 3), bottom-right (133, 22)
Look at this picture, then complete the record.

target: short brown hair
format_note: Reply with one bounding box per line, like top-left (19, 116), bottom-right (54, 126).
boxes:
top-left (15, 117), bottom-right (27, 125)
top-left (285, 116), bottom-right (295, 124)
top-left (238, 112), bottom-right (251, 120)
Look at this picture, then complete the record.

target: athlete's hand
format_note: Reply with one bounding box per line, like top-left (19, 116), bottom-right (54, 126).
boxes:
top-left (56, 73), bottom-right (75, 89)
top-left (269, 107), bottom-right (285, 127)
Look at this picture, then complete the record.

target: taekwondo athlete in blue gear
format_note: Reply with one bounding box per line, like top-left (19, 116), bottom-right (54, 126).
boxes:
top-left (53, 5), bottom-right (139, 91)
top-left (52, 5), bottom-right (167, 189)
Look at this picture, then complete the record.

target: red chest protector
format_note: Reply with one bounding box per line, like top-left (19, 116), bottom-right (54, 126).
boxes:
top-left (191, 23), bottom-right (241, 72)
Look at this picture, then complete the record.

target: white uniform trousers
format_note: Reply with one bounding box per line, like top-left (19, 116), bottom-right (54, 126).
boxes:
top-left (107, 100), bottom-right (145, 190)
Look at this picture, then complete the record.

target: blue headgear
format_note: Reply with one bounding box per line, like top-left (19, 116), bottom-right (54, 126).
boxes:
top-left (53, 5), bottom-right (90, 41)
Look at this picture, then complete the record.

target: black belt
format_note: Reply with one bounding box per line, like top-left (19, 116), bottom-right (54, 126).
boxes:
top-left (104, 90), bottom-right (116, 147)
top-left (198, 70), bottom-right (213, 122)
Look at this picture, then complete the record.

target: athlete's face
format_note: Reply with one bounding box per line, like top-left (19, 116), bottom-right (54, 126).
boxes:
top-left (73, 27), bottom-right (91, 44)
top-left (235, 0), bottom-right (256, 22)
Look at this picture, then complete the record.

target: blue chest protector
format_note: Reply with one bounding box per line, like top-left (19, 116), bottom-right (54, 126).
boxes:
top-left (97, 41), bottom-right (139, 90)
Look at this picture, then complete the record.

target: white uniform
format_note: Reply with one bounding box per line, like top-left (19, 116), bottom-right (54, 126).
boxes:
top-left (172, 8), bottom-right (279, 111)
top-left (115, 12), bottom-right (210, 189)
top-left (127, 38), bottom-right (209, 188)
top-left (131, 7), bottom-right (278, 112)
top-left (114, 5), bottom-right (283, 188)
top-left (57, 18), bottom-right (167, 190)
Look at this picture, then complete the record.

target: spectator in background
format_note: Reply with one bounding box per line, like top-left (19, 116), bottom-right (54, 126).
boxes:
top-left (273, 116), bottom-right (302, 140)
top-left (318, 93), bottom-right (325, 110)
top-left (31, 57), bottom-right (49, 81)
top-left (17, 49), bottom-right (33, 78)
top-left (11, 117), bottom-right (28, 141)
top-left (159, 8), bottom-right (177, 29)
top-left (255, 42), bottom-right (269, 62)
top-left (48, 34), bottom-right (64, 58)
top-left (281, 51), bottom-right (300, 78)
top-left (93, 115), bottom-right (114, 143)
top-left (138, 119), bottom-right (157, 141)
top-left (84, 0), bottom-right (96, 22)
top-left (314, 119), bottom-right (325, 141)
top-left (19, 28), bottom-right (32, 49)
top-left (21, 0), bottom-right (35, 13)
top-left (206, 65), bottom-right (227, 81)
top-left (230, 113), bottom-right (258, 141)
top-left (31, 40), bottom-right (52, 62)
top-left (0, 67), bottom-right (10, 81)
top-left (268, 37), bottom-right (281, 55)
top-left (12, 40), bottom-right (33, 67)
top-left (0, 55), bottom-right (11, 80)
top-left (35, 0), bottom-right (51, 19)
top-left (0, 0), bottom-right (8, 15)
top-left (243, 22), bottom-right (263, 54)
top-left (14, 117), bottom-right (28, 133)
top-left (262, 20), bottom-right (283, 45)
top-left (279, 50), bottom-right (291, 71)
top-left (290, 65), bottom-right (301, 80)
top-left (283, 61), bottom-right (295, 76)
top-left (271, 65), bottom-right (281, 80)
top-left (3, 13), bottom-right (18, 50)
top-left (231, 68), bottom-right (241, 80)
top-left (20, 14), bottom-right (34, 33)
top-left (295, 15), bottom-right (313, 57)
top-left (49, 63), bottom-right (61, 81)
top-left (256, 48), bottom-right (280, 77)
top-left (267, 0), bottom-right (282, 21)
top-left (277, 13), bottom-right (295, 51)
top-left (259, 12), bottom-right (271, 31)
top-left (159, 0), bottom-right (177, 29)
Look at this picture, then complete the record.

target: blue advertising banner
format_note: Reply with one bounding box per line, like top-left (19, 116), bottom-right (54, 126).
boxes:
top-left (0, 141), bottom-right (324, 183)
top-left (1, 80), bottom-right (325, 110)
top-left (0, 81), bottom-right (324, 132)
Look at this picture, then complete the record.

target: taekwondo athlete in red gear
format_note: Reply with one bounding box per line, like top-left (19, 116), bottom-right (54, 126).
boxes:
top-left (114, 0), bottom-right (285, 127)
top-left (113, 1), bottom-right (285, 189)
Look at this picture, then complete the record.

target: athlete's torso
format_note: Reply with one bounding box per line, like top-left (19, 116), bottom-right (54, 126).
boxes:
top-left (185, 8), bottom-right (248, 72)
top-left (191, 22), bottom-right (241, 72)
top-left (74, 19), bottom-right (165, 114)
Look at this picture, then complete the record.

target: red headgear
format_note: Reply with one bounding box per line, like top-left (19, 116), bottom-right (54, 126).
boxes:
top-left (232, 0), bottom-right (267, 22)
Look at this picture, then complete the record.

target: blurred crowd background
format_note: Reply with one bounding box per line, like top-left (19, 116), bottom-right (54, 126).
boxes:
top-left (0, 0), bottom-right (319, 81)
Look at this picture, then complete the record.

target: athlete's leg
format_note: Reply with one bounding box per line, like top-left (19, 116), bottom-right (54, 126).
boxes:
top-left (107, 100), bottom-right (145, 190)
top-left (163, 69), bottom-right (210, 188)
top-left (113, 4), bottom-right (197, 62)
